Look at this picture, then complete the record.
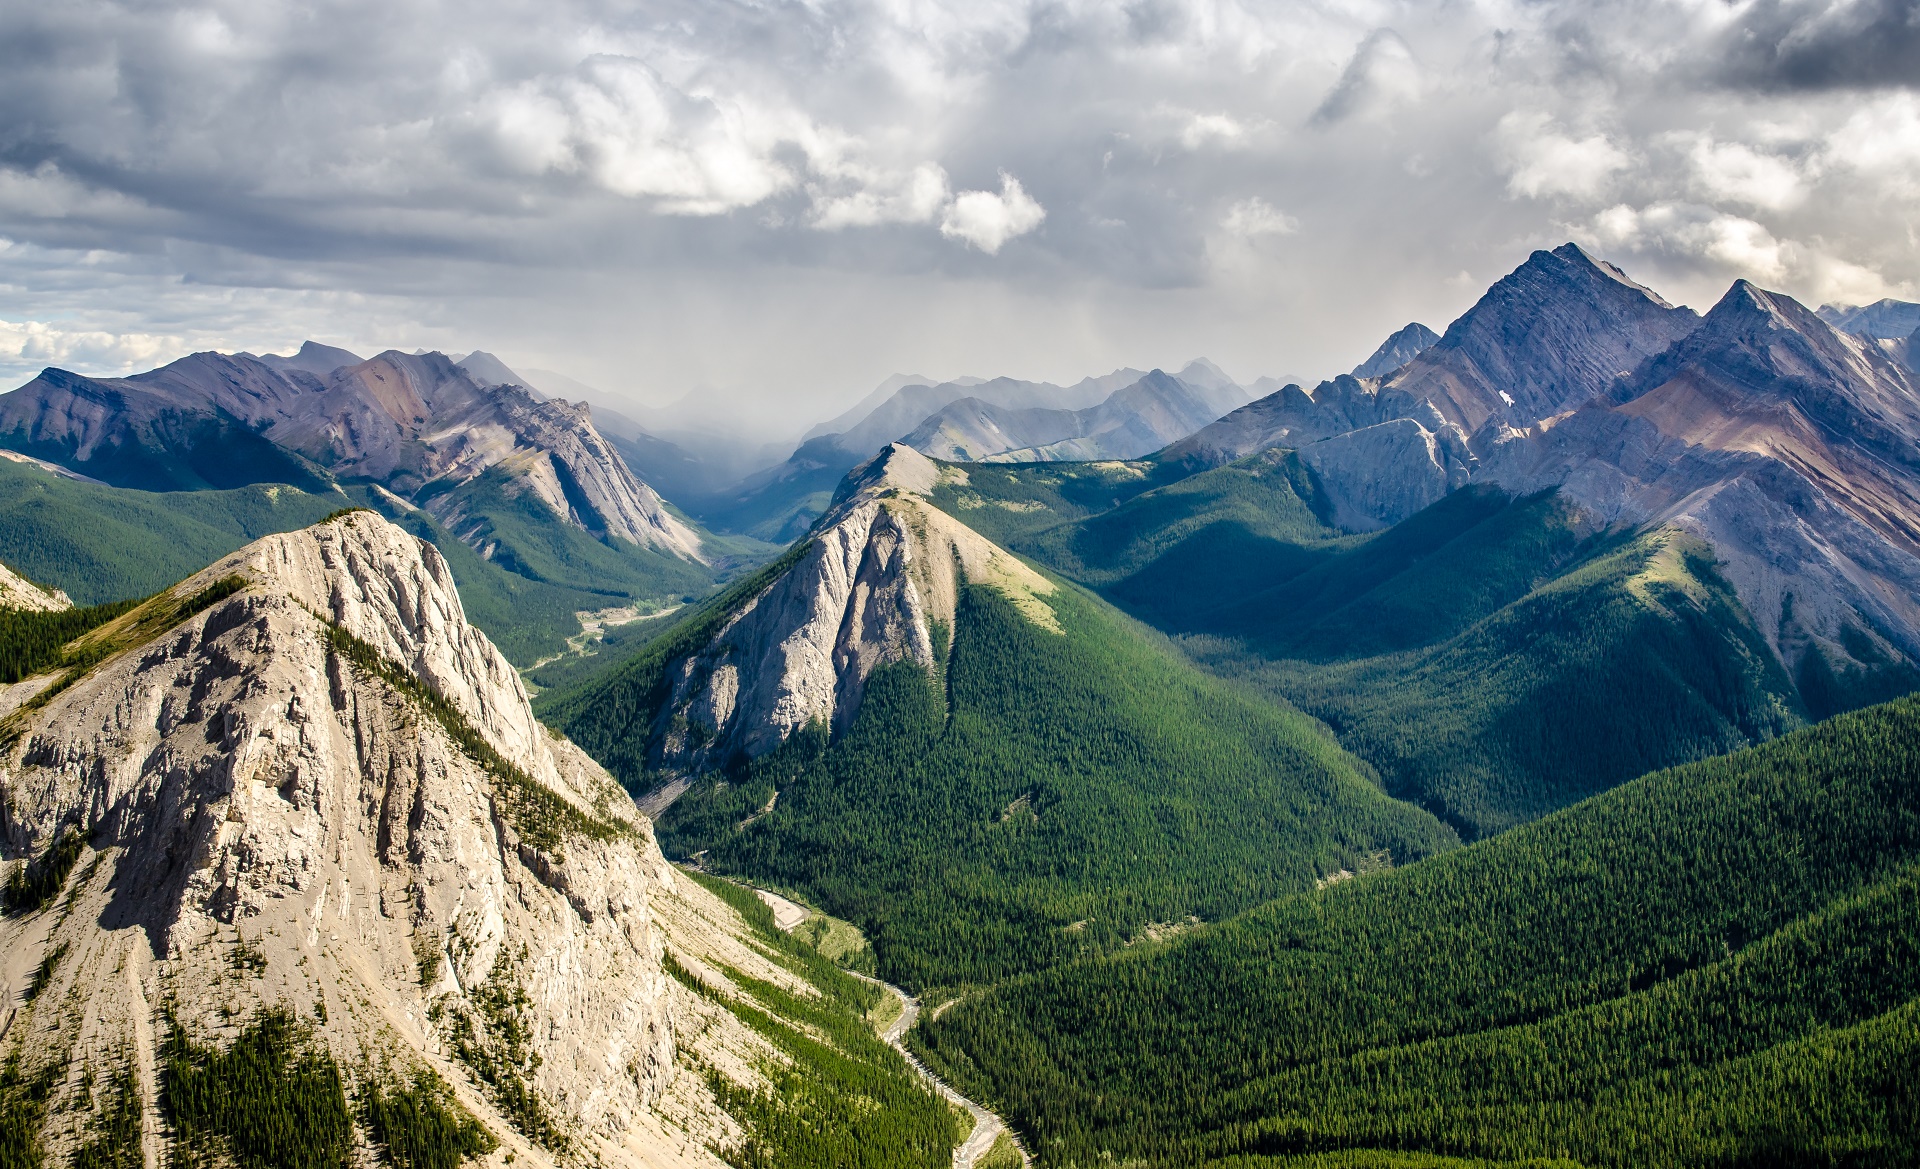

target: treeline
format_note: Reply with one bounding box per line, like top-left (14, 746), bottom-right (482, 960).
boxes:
top-left (911, 695), bottom-right (1920, 1167)
top-left (654, 582), bottom-right (1454, 990)
top-left (0, 596), bottom-right (143, 683)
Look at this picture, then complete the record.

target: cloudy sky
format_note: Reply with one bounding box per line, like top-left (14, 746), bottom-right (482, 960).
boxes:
top-left (1, 0), bottom-right (1916, 433)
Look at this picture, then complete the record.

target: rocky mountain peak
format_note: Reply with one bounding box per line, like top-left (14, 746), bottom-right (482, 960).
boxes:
top-left (618, 443), bottom-right (1057, 781)
top-left (1351, 321), bottom-right (1440, 378)
top-left (0, 511), bottom-right (695, 1162)
top-left (1384, 241), bottom-right (1700, 432)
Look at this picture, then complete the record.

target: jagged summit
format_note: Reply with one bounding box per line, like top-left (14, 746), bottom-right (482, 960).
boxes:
top-left (552, 443), bottom-right (1058, 780)
top-left (1351, 321), bottom-right (1440, 378)
top-left (1384, 241), bottom-right (1699, 432)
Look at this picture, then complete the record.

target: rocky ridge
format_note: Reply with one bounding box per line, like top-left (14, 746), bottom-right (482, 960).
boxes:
top-left (0, 349), bottom-right (704, 563)
top-left (1161, 247), bottom-right (1920, 687)
top-left (0, 513), bottom-right (896, 1167)
top-left (642, 443), bottom-right (1059, 777)
top-left (0, 560), bottom-right (70, 612)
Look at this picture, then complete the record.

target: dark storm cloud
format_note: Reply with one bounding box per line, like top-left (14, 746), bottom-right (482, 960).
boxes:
top-left (0, 1), bottom-right (1914, 421)
top-left (1715, 0), bottom-right (1920, 91)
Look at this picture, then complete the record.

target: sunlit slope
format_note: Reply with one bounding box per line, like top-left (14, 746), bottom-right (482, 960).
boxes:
top-left (542, 544), bottom-right (1458, 992)
top-left (917, 694), bottom-right (1920, 1168)
top-left (934, 456), bottom-right (1807, 838)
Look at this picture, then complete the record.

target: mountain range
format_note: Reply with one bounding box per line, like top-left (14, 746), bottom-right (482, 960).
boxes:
top-left (687, 359), bottom-right (1259, 540)
top-left (3, 241), bottom-right (1918, 1168)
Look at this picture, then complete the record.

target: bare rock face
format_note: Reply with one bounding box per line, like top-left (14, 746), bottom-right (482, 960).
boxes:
top-left (1351, 322), bottom-right (1440, 379)
top-left (1299, 418), bottom-right (1471, 532)
top-left (0, 559), bottom-right (70, 611)
top-left (0, 348), bottom-right (705, 562)
top-left (1481, 281), bottom-right (1920, 675)
top-left (650, 444), bottom-right (1059, 775)
top-left (1382, 242), bottom-right (1700, 434)
top-left (0, 513), bottom-right (701, 1165)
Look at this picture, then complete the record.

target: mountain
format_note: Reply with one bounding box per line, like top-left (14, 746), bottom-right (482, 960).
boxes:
top-left (1483, 280), bottom-right (1920, 706)
top-left (538, 444), bottom-right (1456, 988)
top-left (0, 512), bottom-right (957, 1168)
top-left (1819, 297), bottom-right (1920, 339)
top-left (452, 349), bottom-right (540, 396)
top-left (1349, 320), bottom-right (1439, 378)
top-left (1163, 243), bottom-right (1699, 484)
top-left (1390, 241), bottom-right (1702, 433)
top-left (917, 693), bottom-right (1920, 1168)
top-left (247, 339), bottom-right (364, 379)
top-left (699, 361), bottom-right (1248, 539)
top-left (0, 366), bottom-right (337, 494)
top-left (903, 369), bottom-right (1231, 463)
top-left (918, 249), bottom-right (1920, 837)
top-left (1148, 248), bottom-right (1920, 705)
top-left (0, 349), bottom-right (732, 648)
top-left (0, 348), bottom-right (703, 560)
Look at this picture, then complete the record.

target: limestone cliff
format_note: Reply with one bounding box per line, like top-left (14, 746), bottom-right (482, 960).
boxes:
top-left (0, 559), bottom-right (70, 612)
top-left (645, 444), bottom-right (1058, 777)
top-left (0, 513), bottom-right (861, 1167)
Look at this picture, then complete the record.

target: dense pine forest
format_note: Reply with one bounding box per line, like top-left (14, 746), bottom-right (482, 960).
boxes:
top-left (912, 695), bottom-right (1920, 1167)
top-left (933, 455), bottom-right (1808, 837)
top-left (545, 577), bottom-right (1457, 991)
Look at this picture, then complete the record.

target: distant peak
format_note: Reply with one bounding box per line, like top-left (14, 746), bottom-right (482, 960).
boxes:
top-left (1543, 242), bottom-right (1676, 308)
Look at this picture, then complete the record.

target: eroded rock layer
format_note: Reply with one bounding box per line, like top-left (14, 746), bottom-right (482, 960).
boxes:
top-left (0, 513), bottom-right (750, 1166)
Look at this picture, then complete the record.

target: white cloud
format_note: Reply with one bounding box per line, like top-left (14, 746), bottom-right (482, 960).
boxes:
top-left (1221, 197), bottom-right (1298, 237)
top-left (1580, 201), bottom-right (1905, 304)
top-left (809, 164), bottom-right (952, 230)
top-left (939, 174), bottom-right (1046, 254)
top-left (1181, 113), bottom-right (1250, 150)
top-left (1824, 92), bottom-right (1920, 197)
top-left (0, 318), bottom-right (184, 373)
top-left (1681, 135), bottom-right (1808, 211)
top-left (1497, 112), bottom-right (1630, 200)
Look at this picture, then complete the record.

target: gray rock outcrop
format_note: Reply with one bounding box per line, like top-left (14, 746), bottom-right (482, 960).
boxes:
top-left (0, 513), bottom-right (689, 1164)
top-left (647, 444), bottom-right (1059, 776)
top-left (0, 559), bottom-right (71, 611)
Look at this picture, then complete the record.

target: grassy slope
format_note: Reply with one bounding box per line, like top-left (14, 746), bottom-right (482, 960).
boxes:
top-left (549, 572), bottom-right (1458, 993)
top-left (420, 465), bottom-right (720, 601)
top-left (914, 695), bottom-right (1920, 1169)
top-left (933, 455), bottom-right (1807, 839)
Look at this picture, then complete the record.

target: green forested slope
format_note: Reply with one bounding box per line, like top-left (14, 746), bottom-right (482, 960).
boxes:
top-left (913, 695), bottom-right (1920, 1168)
top-left (0, 457), bottom-right (746, 668)
top-left (931, 456), bottom-right (1807, 838)
top-left (546, 576), bottom-right (1458, 992)
top-left (0, 457), bottom-right (352, 604)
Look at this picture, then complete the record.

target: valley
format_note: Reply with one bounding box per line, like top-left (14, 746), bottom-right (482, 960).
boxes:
top-left (2, 241), bottom-right (1918, 1168)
